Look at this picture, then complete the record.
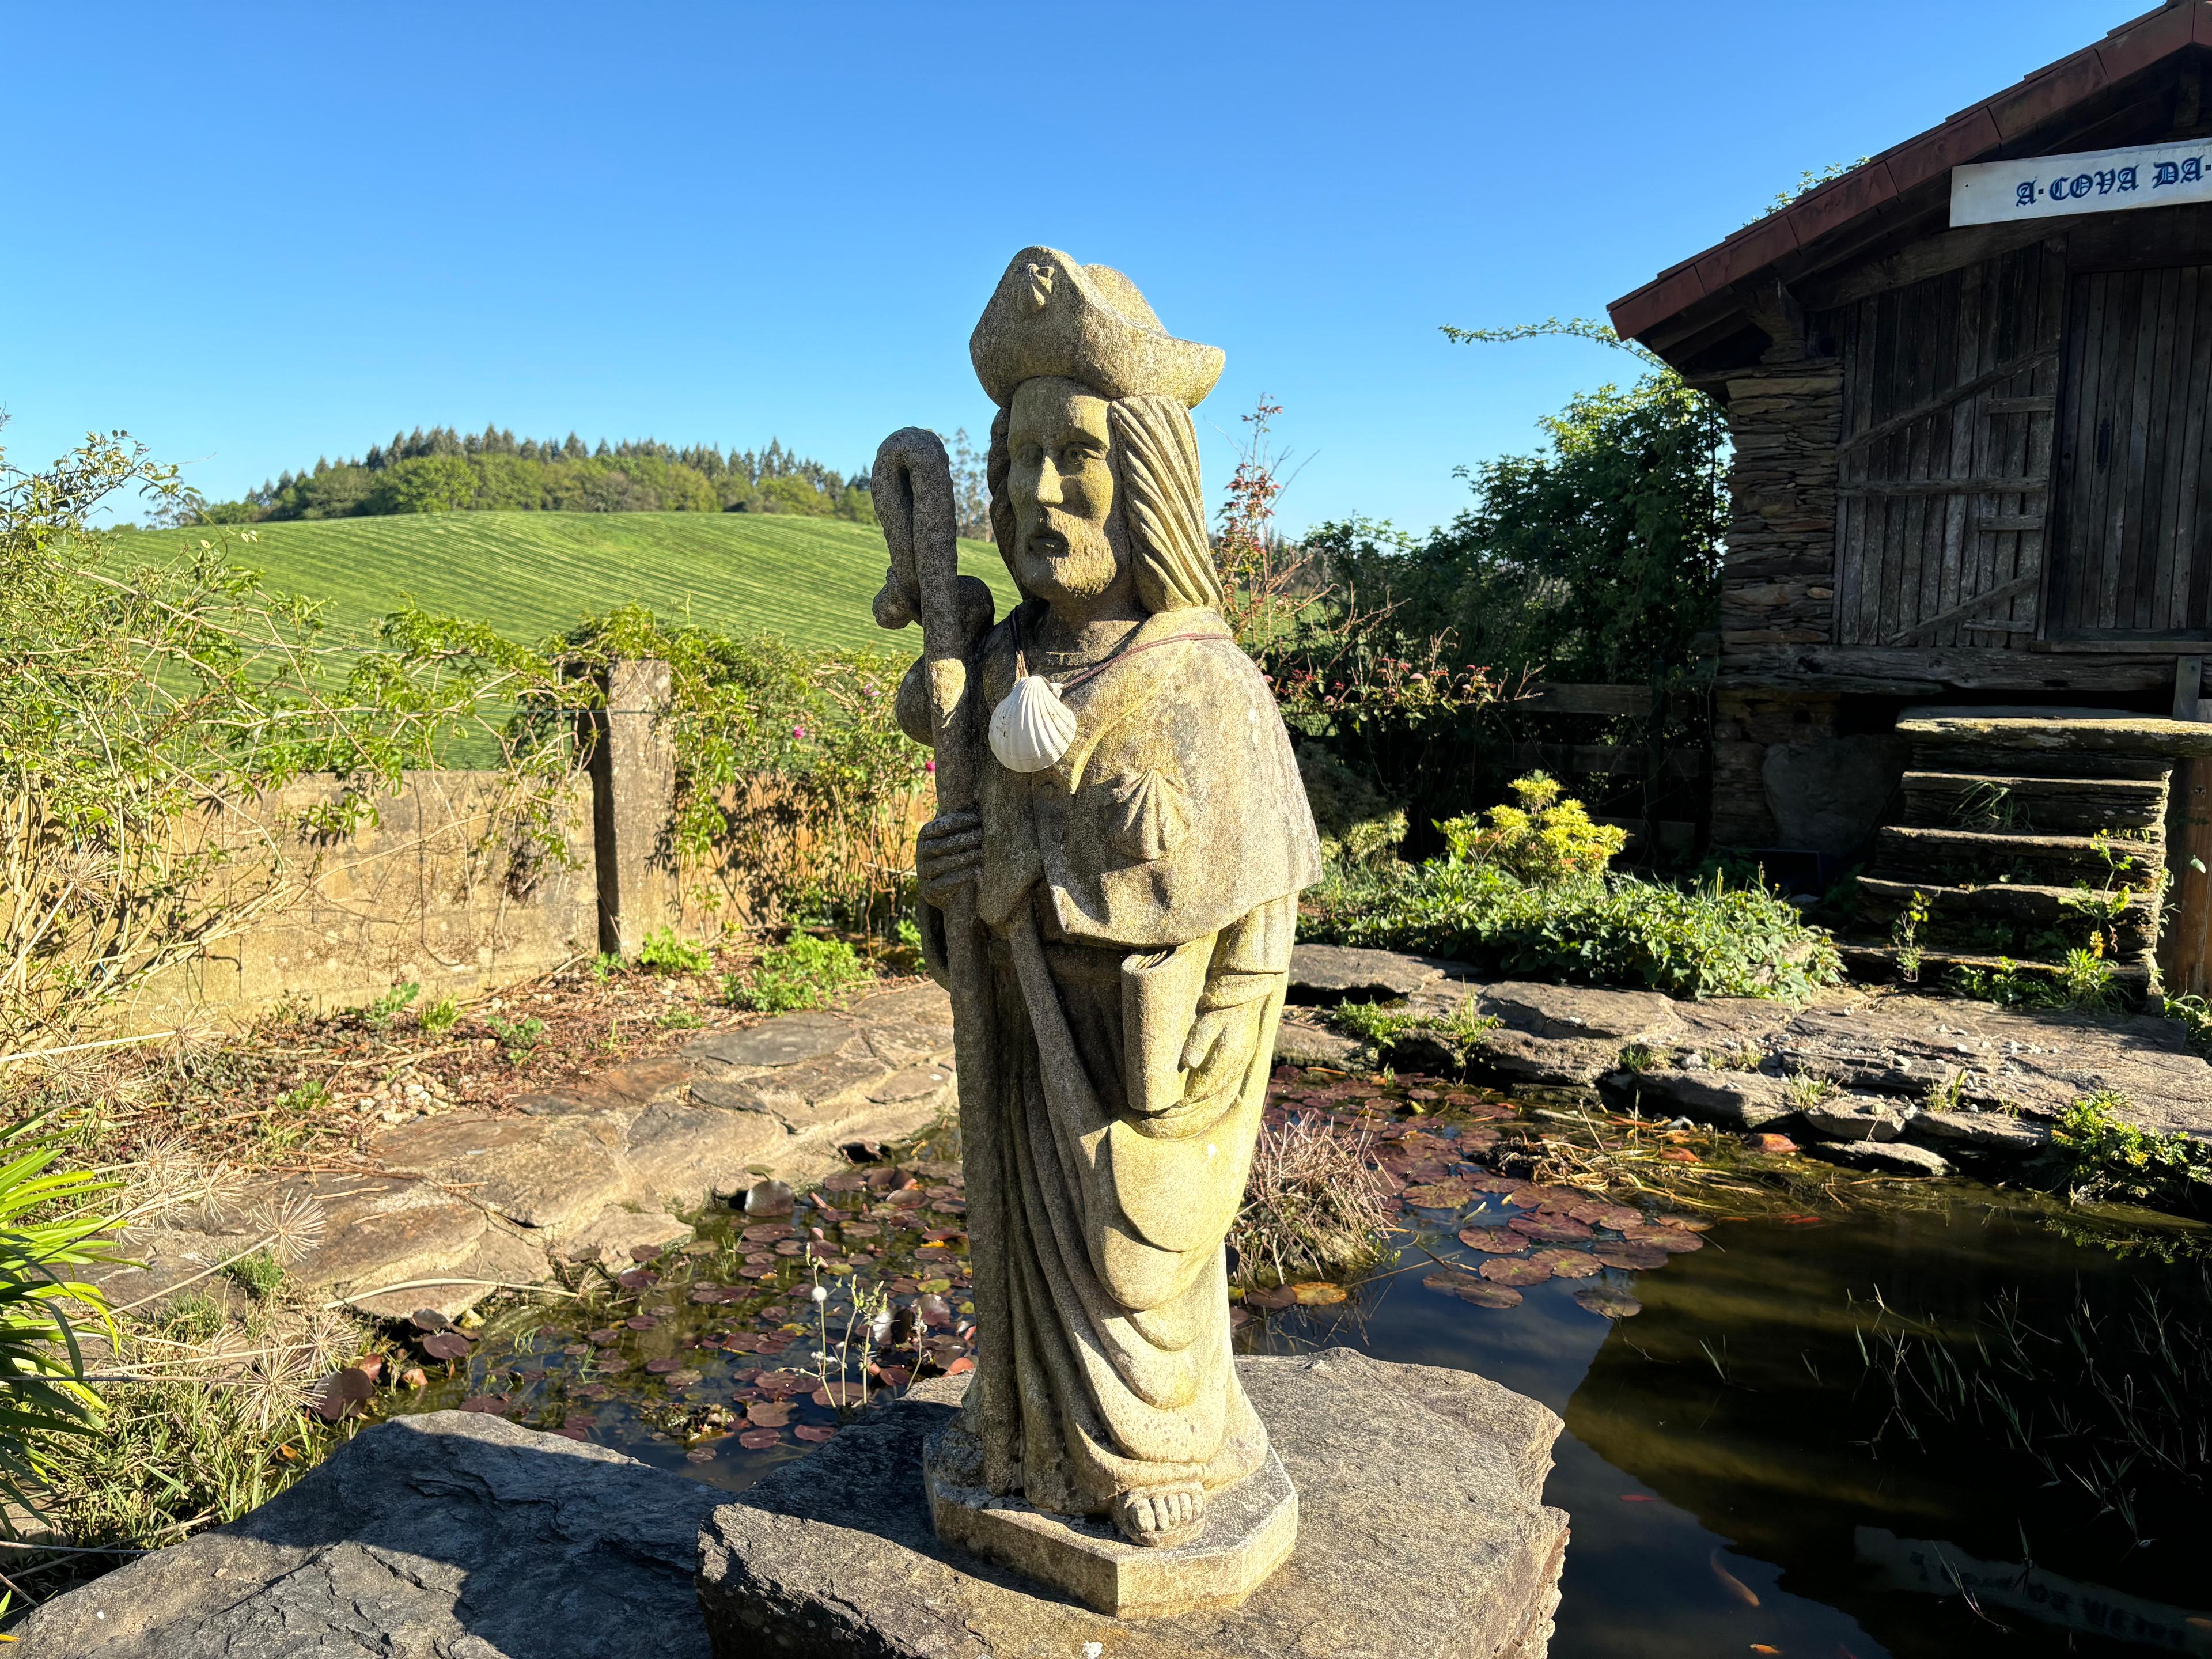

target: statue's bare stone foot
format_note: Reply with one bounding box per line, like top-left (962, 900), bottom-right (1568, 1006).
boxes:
top-left (1111, 1483), bottom-right (1206, 1550)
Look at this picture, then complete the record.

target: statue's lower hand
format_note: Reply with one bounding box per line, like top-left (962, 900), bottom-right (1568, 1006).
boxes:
top-left (916, 810), bottom-right (983, 904)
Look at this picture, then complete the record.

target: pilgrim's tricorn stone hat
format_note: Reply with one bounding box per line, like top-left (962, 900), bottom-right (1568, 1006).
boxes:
top-left (971, 245), bottom-right (1224, 410)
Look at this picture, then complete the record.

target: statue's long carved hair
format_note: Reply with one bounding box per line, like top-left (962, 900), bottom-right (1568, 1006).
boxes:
top-left (988, 392), bottom-right (1224, 616)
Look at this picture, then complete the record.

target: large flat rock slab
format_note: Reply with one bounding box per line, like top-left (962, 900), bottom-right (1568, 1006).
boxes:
top-left (11, 1411), bottom-right (718, 1658)
top-left (1287, 943), bottom-right (1453, 1003)
top-left (696, 1348), bottom-right (1567, 1658)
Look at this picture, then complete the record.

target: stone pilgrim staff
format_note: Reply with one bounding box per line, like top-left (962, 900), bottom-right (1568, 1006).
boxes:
top-left (876, 247), bottom-right (1320, 1582)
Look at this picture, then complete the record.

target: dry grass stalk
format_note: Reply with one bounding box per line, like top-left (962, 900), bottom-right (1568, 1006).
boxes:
top-left (1230, 1113), bottom-right (1395, 1288)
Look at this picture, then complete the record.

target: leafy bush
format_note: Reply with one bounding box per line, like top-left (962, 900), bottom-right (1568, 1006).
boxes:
top-left (637, 927), bottom-right (713, 976)
top-left (726, 934), bottom-right (870, 1012)
top-left (1304, 859), bottom-right (1838, 1001)
top-left (1441, 771), bottom-right (1626, 885)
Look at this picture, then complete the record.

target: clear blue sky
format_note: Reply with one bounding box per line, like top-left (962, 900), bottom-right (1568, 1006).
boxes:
top-left (3, 2), bottom-right (2136, 537)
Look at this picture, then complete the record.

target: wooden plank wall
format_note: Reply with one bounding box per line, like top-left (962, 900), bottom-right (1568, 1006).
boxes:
top-left (1827, 241), bottom-right (2063, 650)
top-left (2047, 264), bottom-right (2212, 638)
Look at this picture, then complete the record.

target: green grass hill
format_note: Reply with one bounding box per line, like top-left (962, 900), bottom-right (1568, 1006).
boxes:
top-left (115, 512), bottom-right (1019, 653)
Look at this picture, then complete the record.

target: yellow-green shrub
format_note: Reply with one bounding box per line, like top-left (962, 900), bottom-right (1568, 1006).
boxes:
top-left (1440, 772), bottom-right (1626, 886)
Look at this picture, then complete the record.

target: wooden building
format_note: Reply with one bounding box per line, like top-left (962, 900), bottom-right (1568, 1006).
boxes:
top-left (1611, 0), bottom-right (2212, 993)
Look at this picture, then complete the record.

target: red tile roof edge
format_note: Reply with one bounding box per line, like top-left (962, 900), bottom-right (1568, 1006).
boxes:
top-left (1608, 1), bottom-right (2205, 344)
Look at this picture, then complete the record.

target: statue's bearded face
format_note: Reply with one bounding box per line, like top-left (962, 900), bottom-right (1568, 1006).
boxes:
top-left (1005, 377), bottom-right (1127, 612)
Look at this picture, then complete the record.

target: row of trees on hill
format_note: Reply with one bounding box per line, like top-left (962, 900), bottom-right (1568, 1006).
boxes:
top-left (182, 426), bottom-right (878, 525)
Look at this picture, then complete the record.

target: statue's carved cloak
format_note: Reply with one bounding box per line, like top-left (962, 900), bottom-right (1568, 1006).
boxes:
top-left (914, 602), bottom-right (1321, 1514)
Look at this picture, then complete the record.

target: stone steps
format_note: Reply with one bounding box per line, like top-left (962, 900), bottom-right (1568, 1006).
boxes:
top-left (1853, 705), bottom-right (2185, 995)
top-left (1835, 941), bottom-right (2157, 997)
top-left (1897, 770), bottom-right (2168, 834)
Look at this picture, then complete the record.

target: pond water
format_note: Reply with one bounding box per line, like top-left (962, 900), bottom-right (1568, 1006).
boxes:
top-left (372, 1070), bottom-right (2212, 1658)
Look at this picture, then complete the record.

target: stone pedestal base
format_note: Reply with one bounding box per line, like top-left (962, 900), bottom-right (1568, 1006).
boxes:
top-left (696, 1348), bottom-right (1570, 1659)
top-left (923, 1440), bottom-right (1297, 1618)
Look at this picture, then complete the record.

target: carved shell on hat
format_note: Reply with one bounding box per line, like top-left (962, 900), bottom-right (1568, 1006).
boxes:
top-left (988, 673), bottom-right (1078, 774)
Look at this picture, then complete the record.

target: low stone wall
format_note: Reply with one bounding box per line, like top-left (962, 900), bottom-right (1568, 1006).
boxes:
top-left (119, 771), bottom-right (600, 1031)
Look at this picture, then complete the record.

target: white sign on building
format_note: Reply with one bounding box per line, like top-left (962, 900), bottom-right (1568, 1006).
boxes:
top-left (1952, 137), bottom-right (2212, 226)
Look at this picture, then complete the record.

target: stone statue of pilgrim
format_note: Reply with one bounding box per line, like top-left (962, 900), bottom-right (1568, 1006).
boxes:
top-left (904, 248), bottom-right (1321, 1551)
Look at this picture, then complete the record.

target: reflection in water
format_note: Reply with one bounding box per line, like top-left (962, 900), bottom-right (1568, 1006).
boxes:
top-left (1241, 1184), bottom-right (2212, 1658)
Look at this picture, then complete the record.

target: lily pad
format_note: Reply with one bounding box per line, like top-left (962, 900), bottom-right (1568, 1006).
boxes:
top-left (1573, 1285), bottom-right (1644, 1319)
top-left (1653, 1214), bottom-right (1714, 1232)
top-left (1569, 1202), bottom-right (1646, 1230)
top-left (1291, 1281), bottom-right (1349, 1306)
top-left (1479, 1257), bottom-right (1552, 1286)
top-left (794, 1423), bottom-right (836, 1444)
top-left (745, 1401), bottom-right (794, 1427)
top-left (1529, 1247), bottom-right (1602, 1278)
top-left (1422, 1269), bottom-right (1484, 1296)
top-left (1401, 1180), bottom-right (1475, 1209)
top-left (1622, 1224), bottom-right (1705, 1252)
top-left (1593, 1244), bottom-right (1671, 1271)
top-left (1509, 1213), bottom-right (1594, 1243)
top-left (1457, 1225), bottom-right (1527, 1255)
top-left (737, 1427), bottom-right (782, 1449)
top-left (1453, 1281), bottom-right (1524, 1308)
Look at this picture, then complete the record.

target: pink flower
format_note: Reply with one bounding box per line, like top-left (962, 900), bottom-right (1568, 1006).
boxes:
top-left (791, 725), bottom-right (806, 740)
top-left (924, 759), bottom-right (936, 774)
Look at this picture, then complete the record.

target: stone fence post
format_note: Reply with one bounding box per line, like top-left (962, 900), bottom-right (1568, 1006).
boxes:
top-left (589, 659), bottom-right (678, 958)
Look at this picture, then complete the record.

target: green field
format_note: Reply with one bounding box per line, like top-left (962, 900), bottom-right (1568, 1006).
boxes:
top-left (115, 512), bottom-right (1020, 652)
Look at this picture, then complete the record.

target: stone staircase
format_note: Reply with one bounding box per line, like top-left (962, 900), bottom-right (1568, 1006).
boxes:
top-left (1848, 706), bottom-right (2212, 1001)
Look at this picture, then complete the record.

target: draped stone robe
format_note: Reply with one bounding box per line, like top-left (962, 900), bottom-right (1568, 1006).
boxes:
top-left (911, 602), bottom-right (1321, 1515)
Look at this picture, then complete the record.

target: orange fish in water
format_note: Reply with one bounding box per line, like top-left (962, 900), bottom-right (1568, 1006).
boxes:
top-left (1711, 1549), bottom-right (1761, 1607)
top-left (1751, 1647), bottom-right (1782, 1655)
top-left (1620, 1494), bottom-right (1657, 1502)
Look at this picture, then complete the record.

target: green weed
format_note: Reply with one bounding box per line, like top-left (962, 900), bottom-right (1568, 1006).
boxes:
top-left (2049, 1090), bottom-right (2212, 1214)
top-left (485, 1013), bottom-right (546, 1059)
top-left (638, 927), bottom-right (713, 976)
top-left (418, 994), bottom-right (460, 1035)
top-left (356, 982), bottom-right (420, 1031)
top-left (225, 1251), bottom-right (286, 1301)
top-left (725, 934), bottom-right (870, 1012)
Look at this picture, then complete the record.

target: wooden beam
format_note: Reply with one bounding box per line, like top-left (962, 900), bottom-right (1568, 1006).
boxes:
top-left (1885, 572), bottom-right (2043, 646)
top-left (1838, 348), bottom-right (2060, 454)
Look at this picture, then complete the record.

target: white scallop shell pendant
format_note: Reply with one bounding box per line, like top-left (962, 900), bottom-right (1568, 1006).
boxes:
top-left (988, 673), bottom-right (1078, 774)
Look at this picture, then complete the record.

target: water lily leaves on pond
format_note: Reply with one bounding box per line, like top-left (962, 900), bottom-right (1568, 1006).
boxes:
top-left (625, 1316), bottom-right (659, 1331)
top-left (1509, 1214), bottom-right (1594, 1243)
top-left (917, 1277), bottom-right (953, 1294)
top-left (1652, 1214), bottom-right (1713, 1232)
top-left (1402, 1181), bottom-right (1474, 1209)
top-left (1594, 1244), bottom-right (1671, 1271)
top-left (741, 1223), bottom-right (794, 1244)
top-left (746, 1401), bottom-right (794, 1427)
top-left (1529, 1247), bottom-right (1602, 1278)
top-left (410, 1308), bottom-right (453, 1333)
top-left (313, 1365), bottom-right (377, 1423)
top-left (570, 1380), bottom-right (612, 1400)
top-left (1243, 1284), bottom-right (1300, 1310)
top-left (756, 1368), bottom-right (813, 1395)
top-left (811, 1380), bottom-right (867, 1408)
top-left (1291, 1282), bottom-right (1349, 1306)
top-left (1480, 1257), bottom-right (1552, 1286)
top-left (872, 1363), bottom-right (914, 1387)
top-left (1522, 1185), bottom-right (1593, 1211)
top-left (552, 1426), bottom-right (592, 1442)
top-left (1470, 1173), bottom-right (1525, 1194)
top-left (1621, 1224), bottom-right (1705, 1252)
top-left (665, 1369), bottom-right (703, 1389)
top-left (684, 1445), bottom-right (718, 1462)
top-left (459, 1395), bottom-right (511, 1414)
top-left (1453, 1281), bottom-right (1524, 1308)
top-left (645, 1357), bottom-right (681, 1374)
top-left (794, 1424), bottom-right (836, 1444)
top-left (1573, 1285), bottom-right (1643, 1319)
top-left (615, 1268), bottom-right (658, 1291)
top-left (586, 1328), bottom-right (624, 1346)
top-left (738, 1428), bottom-right (782, 1449)
top-left (916, 1293), bottom-right (954, 1328)
top-left (1569, 1202), bottom-right (1646, 1230)
top-left (1457, 1225), bottom-right (1528, 1254)
top-left (1422, 1269), bottom-right (1485, 1296)
top-left (420, 1331), bottom-right (472, 1362)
